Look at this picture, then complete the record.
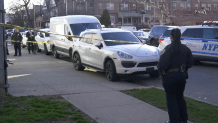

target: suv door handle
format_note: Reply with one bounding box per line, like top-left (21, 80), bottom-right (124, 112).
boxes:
top-left (89, 47), bottom-right (91, 50)
top-left (202, 41), bottom-right (208, 42)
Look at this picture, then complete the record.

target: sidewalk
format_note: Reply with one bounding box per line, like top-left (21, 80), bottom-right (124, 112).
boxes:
top-left (7, 44), bottom-right (170, 123)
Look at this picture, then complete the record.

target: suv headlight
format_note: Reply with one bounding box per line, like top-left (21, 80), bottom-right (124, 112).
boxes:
top-left (117, 51), bottom-right (133, 59)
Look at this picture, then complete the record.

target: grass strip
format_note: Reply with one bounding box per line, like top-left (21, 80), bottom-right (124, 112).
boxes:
top-left (122, 88), bottom-right (218, 123)
top-left (0, 95), bottom-right (97, 123)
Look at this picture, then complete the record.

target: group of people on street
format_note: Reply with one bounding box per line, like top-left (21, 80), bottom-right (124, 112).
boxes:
top-left (6, 29), bottom-right (36, 56)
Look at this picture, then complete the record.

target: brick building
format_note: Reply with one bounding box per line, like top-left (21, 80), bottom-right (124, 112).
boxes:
top-left (41, 0), bottom-right (218, 28)
top-left (169, 0), bottom-right (218, 25)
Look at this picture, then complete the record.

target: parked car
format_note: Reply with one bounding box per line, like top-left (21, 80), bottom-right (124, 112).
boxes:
top-left (148, 25), bottom-right (178, 47)
top-left (35, 28), bottom-right (51, 55)
top-left (7, 29), bottom-right (13, 36)
top-left (21, 30), bottom-right (29, 48)
top-left (50, 15), bottom-right (102, 59)
top-left (72, 28), bottom-right (161, 81)
top-left (138, 28), bottom-right (150, 34)
top-left (117, 26), bottom-right (137, 31)
top-left (158, 25), bottom-right (218, 62)
top-left (132, 31), bottom-right (149, 44)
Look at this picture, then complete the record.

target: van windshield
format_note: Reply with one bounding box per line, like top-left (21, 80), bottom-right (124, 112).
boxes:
top-left (70, 23), bottom-right (102, 36)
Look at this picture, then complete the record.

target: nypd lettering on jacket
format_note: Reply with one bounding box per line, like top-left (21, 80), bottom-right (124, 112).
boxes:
top-left (202, 44), bottom-right (218, 51)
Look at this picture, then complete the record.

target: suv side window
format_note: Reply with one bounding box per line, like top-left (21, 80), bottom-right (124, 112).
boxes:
top-left (213, 29), bottom-right (218, 39)
top-left (92, 34), bottom-right (101, 45)
top-left (82, 34), bottom-right (92, 44)
top-left (203, 29), bottom-right (213, 39)
top-left (182, 28), bottom-right (202, 38)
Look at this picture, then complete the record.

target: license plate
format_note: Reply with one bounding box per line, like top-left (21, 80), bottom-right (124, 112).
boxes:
top-left (146, 67), bottom-right (154, 72)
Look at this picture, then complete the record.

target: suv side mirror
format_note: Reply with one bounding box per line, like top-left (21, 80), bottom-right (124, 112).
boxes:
top-left (95, 42), bottom-right (102, 49)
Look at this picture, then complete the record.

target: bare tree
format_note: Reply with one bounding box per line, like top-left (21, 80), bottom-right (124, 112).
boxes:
top-left (7, 3), bottom-right (27, 27)
top-left (7, 0), bottom-right (34, 27)
top-left (136, 0), bottom-right (171, 25)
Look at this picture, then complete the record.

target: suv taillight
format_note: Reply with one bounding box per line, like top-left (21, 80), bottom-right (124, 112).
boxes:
top-left (159, 39), bottom-right (164, 44)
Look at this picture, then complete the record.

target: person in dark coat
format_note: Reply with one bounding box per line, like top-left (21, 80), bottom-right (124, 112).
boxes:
top-left (26, 30), bottom-right (35, 54)
top-left (11, 29), bottom-right (22, 56)
top-left (5, 31), bottom-right (9, 55)
top-left (157, 28), bottom-right (193, 123)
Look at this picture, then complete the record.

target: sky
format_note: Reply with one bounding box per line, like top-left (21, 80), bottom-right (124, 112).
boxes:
top-left (4, 0), bottom-right (43, 12)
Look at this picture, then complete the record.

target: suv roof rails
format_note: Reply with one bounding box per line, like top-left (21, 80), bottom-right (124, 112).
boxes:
top-left (202, 21), bottom-right (218, 26)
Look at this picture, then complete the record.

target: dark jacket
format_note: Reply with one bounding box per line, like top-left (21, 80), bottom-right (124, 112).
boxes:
top-left (5, 31), bottom-right (8, 40)
top-left (12, 32), bottom-right (22, 43)
top-left (26, 31), bottom-right (35, 41)
top-left (157, 43), bottom-right (193, 79)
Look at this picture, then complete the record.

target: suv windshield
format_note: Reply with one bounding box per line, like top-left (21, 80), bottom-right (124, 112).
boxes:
top-left (70, 23), bottom-right (102, 36)
top-left (101, 32), bottom-right (141, 46)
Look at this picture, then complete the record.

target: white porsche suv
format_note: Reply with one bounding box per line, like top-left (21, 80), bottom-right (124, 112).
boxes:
top-left (72, 28), bottom-right (161, 81)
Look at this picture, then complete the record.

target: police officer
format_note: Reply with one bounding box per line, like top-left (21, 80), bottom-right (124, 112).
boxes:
top-left (157, 28), bottom-right (193, 123)
top-left (5, 31), bottom-right (9, 55)
top-left (26, 30), bottom-right (35, 54)
top-left (12, 29), bottom-right (22, 56)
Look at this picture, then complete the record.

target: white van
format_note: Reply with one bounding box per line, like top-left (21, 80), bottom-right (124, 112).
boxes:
top-left (50, 15), bottom-right (102, 59)
top-left (117, 26), bottom-right (137, 31)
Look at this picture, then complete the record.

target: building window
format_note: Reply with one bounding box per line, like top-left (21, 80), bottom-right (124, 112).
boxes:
top-left (133, 4), bottom-right (136, 9)
top-left (90, 3), bottom-right (93, 7)
top-left (208, 4), bottom-right (211, 10)
top-left (147, 5), bottom-right (151, 10)
top-left (173, 3), bottom-right (176, 10)
top-left (195, 4), bottom-right (198, 9)
top-left (124, 17), bottom-right (128, 23)
top-left (180, 3), bottom-right (184, 10)
top-left (121, 3), bottom-right (128, 10)
top-left (214, 4), bottom-right (217, 10)
top-left (128, 17), bottom-right (131, 23)
top-left (107, 3), bottom-right (114, 10)
top-left (99, 3), bottom-right (102, 9)
top-left (202, 4), bottom-right (206, 9)
top-left (110, 16), bottom-right (115, 24)
top-left (187, 3), bottom-right (191, 10)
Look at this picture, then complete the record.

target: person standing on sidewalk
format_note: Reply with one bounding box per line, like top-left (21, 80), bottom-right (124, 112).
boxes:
top-left (157, 28), bottom-right (193, 123)
top-left (5, 31), bottom-right (9, 55)
top-left (12, 29), bottom-right (22, 56)
top-left (26, 30), bottom-right (35, 54)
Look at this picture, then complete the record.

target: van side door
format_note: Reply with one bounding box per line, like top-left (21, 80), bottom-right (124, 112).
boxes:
top-left (200, 28), bottom-right (218, 58)
top-left (63, 24), bottom-right (74, 54)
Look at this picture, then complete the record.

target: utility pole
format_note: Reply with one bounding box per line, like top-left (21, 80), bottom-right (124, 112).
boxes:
top-left (65, 0), bottom-right (67, 15)
top-left (0, 0), bottom-right (8, 96)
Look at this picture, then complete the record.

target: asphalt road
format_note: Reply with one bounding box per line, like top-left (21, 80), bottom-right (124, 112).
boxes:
top-left (6, 39), bottom-right (218, 107)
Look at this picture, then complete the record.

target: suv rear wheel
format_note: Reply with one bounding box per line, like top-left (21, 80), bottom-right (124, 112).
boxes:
top-left (44, 44), bottom-right (49, 55)
top-left (105, 60), bottom-right (118, 81)
top-left (53, 47), bottom-right (59, 59)
top-left (73, 53), bottom-right (85, 71)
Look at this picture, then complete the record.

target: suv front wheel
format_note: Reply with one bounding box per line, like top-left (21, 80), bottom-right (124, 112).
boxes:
top-left (105, 60), bottom-right (118, 81)
top-left (149, 70), bottom-right (159, 77)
